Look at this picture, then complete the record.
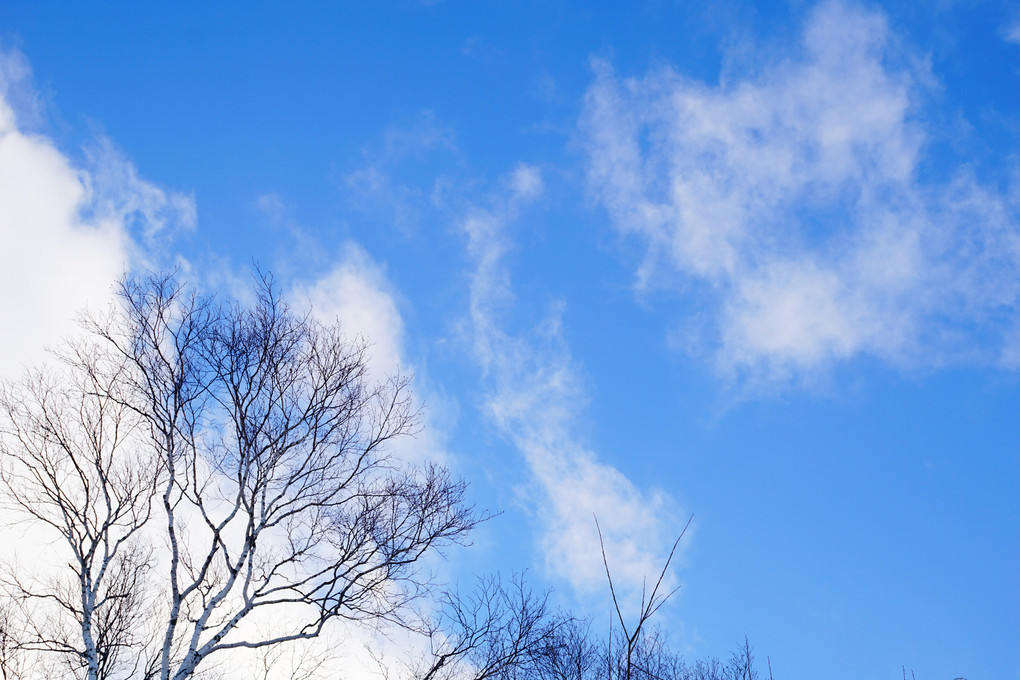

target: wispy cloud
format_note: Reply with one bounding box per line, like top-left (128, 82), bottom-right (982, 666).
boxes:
top-left (581, 0), bottom-right (1020, 390)
top-left (0, 49), bottom-right (195, 378)
top-left (341, 114), bottom-right (461, 235)
top-left (460, 163), bottom-right (684, 601)
top-left (1006, 16), bottom-right (1020, 45)
top-left (339, 117), bottom-right (683, 599)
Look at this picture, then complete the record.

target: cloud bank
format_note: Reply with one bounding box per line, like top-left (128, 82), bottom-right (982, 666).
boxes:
top-left (0, 49), bottom-right (195, 378)
top-left (581, 1), bottom-right (1020, 387)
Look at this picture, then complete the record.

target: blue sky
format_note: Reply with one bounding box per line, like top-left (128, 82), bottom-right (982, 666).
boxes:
top-left (0, 1), bottom-right (1018, 678)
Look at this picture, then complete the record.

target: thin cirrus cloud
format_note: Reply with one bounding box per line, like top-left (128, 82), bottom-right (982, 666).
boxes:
top-left (340, 128), bottom-right (683, 598)
top-left (341, 114), bottom-right (461, 235)
top-left (461, 163), bottom-right (682, 601)
top-left (580, 0), bottom-right (1020, 387)
top-left (1007, 16), bottom-right (1020, 45)
top-left (0, 49), bottom-right (195, 379)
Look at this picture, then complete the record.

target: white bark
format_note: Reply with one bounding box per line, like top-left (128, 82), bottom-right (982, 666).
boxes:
top-left (0, 271), bottom-right (479, 680)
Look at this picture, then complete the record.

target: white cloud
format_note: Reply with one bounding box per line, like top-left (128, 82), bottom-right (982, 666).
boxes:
top-left (1006, 17), bottom-right (1020, 45)
top-left (298, 242), bottom-right (406, 378)
top-left (294, 241), bottom-right (451, 469)
top-left (0, 49), bottom-right (443, 680)
top-left (581, 0), bottom-right (1020, 387)
top-left (460, 164), bottom-right (684, 602)
top-left (0, 49), bottom-right (195, 379)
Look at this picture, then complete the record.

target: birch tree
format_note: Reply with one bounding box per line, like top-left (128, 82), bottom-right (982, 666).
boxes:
top-left (0, 337), bottom-right (157, 680)
top-left (0, 271), bottom-right (477, 680)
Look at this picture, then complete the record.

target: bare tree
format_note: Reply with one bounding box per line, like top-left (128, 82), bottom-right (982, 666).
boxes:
top-left (0, 270), bottom-right (478, 680)
top-left (724, 639), bottom-right (756, 680)
top-left (411, 573), bottom-right (571, 680)
top-left (596, 515), bottom-right (692, 680)
top-left (590, 516), bottom-right (774, 680)
top-left (382, 516), bottom-right (773, 680)
top-left (531, 616), bottom-right (600, 680)
top-left (0, 336), bottom-right (158, 680)
top-left (0, 600), bottom-right (29, 680)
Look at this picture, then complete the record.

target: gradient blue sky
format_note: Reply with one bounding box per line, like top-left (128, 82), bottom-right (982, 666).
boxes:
top-left (1, 2), bottom-right (1018, 678)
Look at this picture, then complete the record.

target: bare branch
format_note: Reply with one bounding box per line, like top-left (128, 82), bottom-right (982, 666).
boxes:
top-left (1, 269), bottom-right (478, 680)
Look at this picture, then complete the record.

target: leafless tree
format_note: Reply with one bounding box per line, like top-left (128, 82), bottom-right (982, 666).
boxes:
top-left (388, 517), bottom-right (771, 680)
top-left (596, 515), bottom-right (692, 680)
top-left (724, 638), bottom-right (756, 680)
top-left (531, 616), bottom-right (600, 680)
top-left (0, 600), bottom-right (28, 680)
top-left (590, 516), bottom-right (773, 680)
top-left (410, 573), bottom-right (571, 680)
top-left (0, 270), bottom-right (478, 680)
top-left (0, 334), bottom-right (158, 680)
